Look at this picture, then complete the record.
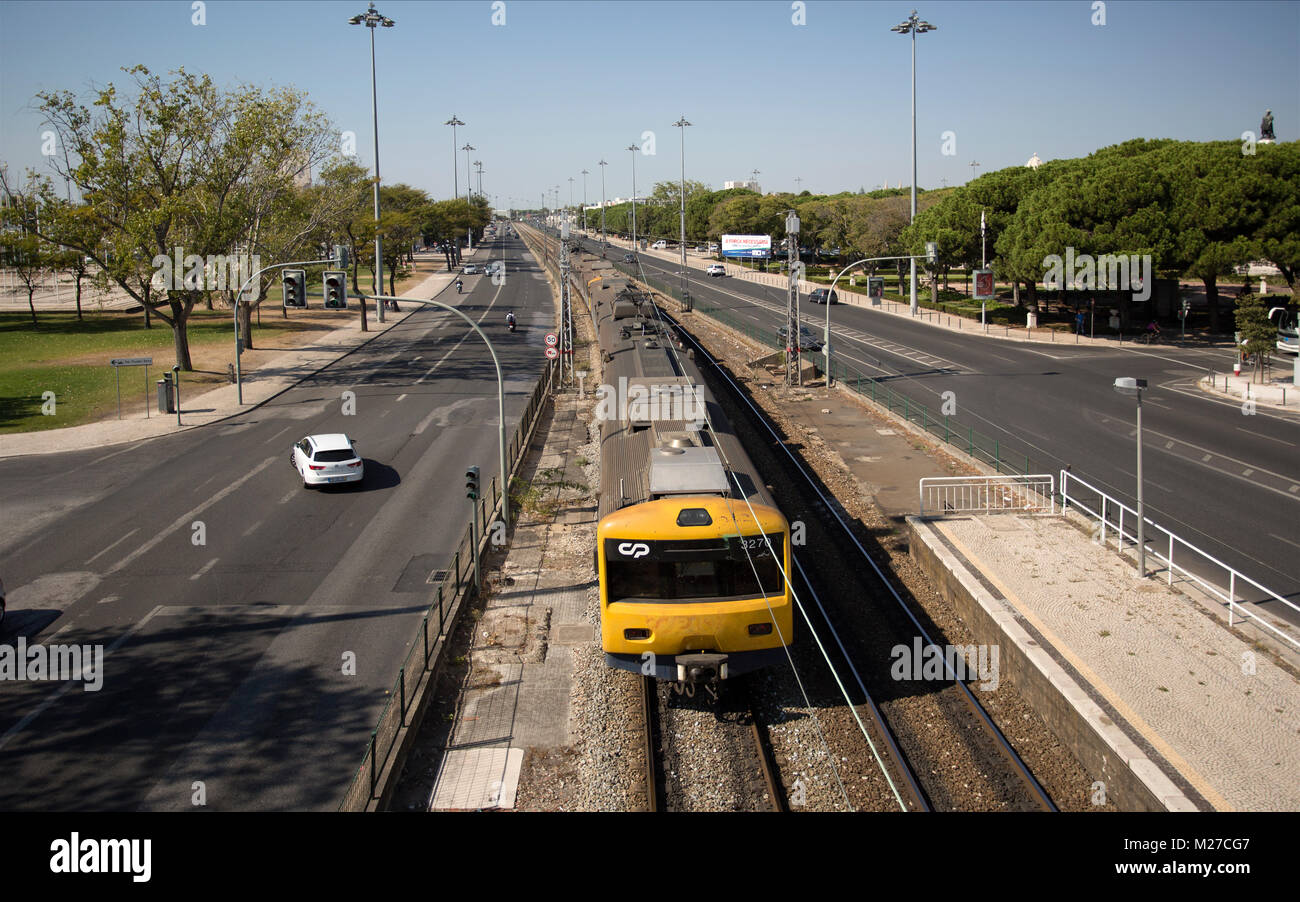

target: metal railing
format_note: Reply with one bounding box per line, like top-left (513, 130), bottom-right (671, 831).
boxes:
top-left (1059, 469), bottom-right (1300, 651)
top-left (919, 474), bottom-right (1056, 516)
top-left (338, 355), bottom-right (558, 811)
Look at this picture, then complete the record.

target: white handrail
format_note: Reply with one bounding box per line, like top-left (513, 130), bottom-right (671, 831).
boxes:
top-left (1060, 469), bottom-right (1299, 650)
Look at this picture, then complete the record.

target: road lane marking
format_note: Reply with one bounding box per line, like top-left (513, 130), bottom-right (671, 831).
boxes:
top-left (1270, 533), bottom-right (1300, 552)
top-left (279, 489), bottom-right (297, 504)
top-left (88, 445), bottom-right (139, 466)
top-left (0, 605), bottom-right (166, 753)
top-left (1243, 468), bottom-right (1254, 477)
top-left (190, 558), bottom-right (219, 581)
top-left (396, 393), bottom-right (407, 402)
top-left (1237, 427), bottom-right (1298, 447)
top-left (85, 528), bottom-right (140, 566)
top-left (264, 425), bottom-right (292, 445)
top-left (241, 520), bottom-right (262, 537)
top-left (106, 457), bottom-right (275, 575)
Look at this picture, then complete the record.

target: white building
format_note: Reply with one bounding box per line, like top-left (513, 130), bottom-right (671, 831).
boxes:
top-left (723, 179), bottom-right (759, 192)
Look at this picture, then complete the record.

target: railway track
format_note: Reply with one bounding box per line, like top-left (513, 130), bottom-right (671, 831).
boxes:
top-left (641, 675), bottom-right (785, 812)
top-left (658, 304), bottom-right (1058, 812)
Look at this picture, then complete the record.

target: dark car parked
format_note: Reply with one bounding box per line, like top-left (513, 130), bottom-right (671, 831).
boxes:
top-left (808, 288), bottom-right (839, 305)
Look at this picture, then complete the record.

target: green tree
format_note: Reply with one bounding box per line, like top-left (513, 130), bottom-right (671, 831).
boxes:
top-left (1234, 290), bottom-right (1276, 382)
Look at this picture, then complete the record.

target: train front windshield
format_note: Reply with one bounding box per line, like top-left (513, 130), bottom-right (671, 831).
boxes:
top-left (604, 534), bottom-right (785, 603)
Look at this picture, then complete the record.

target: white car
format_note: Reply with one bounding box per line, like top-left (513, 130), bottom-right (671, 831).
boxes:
top-left (651, 240), bottom-right (668, 249)
top-left (462, 263), bottom-right (479, 275)
top-left (291, 434), bottom-right (364, 488)
top-left (707, 264), bottom-right (726, 277)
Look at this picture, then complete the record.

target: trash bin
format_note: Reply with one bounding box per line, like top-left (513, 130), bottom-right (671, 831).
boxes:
top-left (157, 376), bottom-right (174, 414)
top-left (1026, 311), bottom-right (1038, 329)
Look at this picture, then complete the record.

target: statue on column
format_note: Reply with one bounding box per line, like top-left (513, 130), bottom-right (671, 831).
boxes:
top-left (1260, 110), bottom-right (1275, 141)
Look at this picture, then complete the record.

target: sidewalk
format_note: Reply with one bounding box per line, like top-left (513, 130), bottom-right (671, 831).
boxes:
top-left (0, 257), bottom-right (469, 459)
top-left (908, 511), bottom-right (1300, 811)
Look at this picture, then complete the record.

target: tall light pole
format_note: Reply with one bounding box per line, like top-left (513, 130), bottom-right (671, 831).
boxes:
top-left (568, 176), bottom-right (575, 218)
top-left (580, 169), bottom-right (589, 233)
top-left (751, 168), bottom-right (761, 192)
top-left (598, 159), bottom-right (608, 247)
top-left (444, 115), bottom-right (464, 199)
top-left (892, 8), bottom-right (936, 316)
top-left (1113, 378), bottom-right (1148, 578)
top-left (475, 160), bottom-right (484, 198)
top-left (463, 143), bottom-right (475, 247)
top-left (969, 160), bottom-right (981, 182)
top-left (673, 116), bottom-right (692, 308)
top-left (627, 144), bottom-right (639, 252)
top-left (349, 2), bottom-right (396, 322)
top-left (794, 176), bottom-right (802, 193)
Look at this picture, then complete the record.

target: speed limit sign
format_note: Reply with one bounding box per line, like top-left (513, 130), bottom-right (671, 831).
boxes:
top-left (544, 332), bottom-right (558, 347)
top-left (545, 346), bottom-right (559, 359)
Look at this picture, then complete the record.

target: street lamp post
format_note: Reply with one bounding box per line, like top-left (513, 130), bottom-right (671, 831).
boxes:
top-left (444, 115), bottom-right (464, 199)
top-left (1113, 378), bottom-right (1148, 577)
top-left (892, 9), bottom-right (937, 317)
top-left (373, 292), bottom-right (516, 531)
top-left (349, 1), bottom-right (396, 323)
top-left (969, 160), bottom-right (981, 183)
top-left (673, 116), bottom-right (692, 309)
top-left (475, 160), bottom-right (484, 198)
top-left (598, 160), bottom-right (608, 247)
top-left (627, 145), bottom-right (639, 252)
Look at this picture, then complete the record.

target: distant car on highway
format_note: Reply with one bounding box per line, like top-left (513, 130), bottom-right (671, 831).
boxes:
top-left (808, 288), bottom-right (839, 305)
top-left (707, 263), bottom-right (726, 277)
top-left (651, 240), bottom-right (667, 249)
top-left (623, 253), bottom-right (635, 263)
top-left (462, 263), bottom-right (479, 275)
top-left (291, 434), bottom-right (364, 488)
top-left (777, 325), bottom-right (824, 352)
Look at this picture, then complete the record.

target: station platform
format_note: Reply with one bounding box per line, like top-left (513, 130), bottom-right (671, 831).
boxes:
top-left (908, 511), bottom-right (1300, 811)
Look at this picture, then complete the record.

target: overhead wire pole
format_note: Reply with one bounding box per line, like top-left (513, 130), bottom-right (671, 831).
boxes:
top-left (673, 116), bottom-right (692, 311)
top-left (349, 2), bottom-right (395, 323)
top-left (627, 144), bottom-right (639, 253)
top-left (892, 9), bottom-right (936, 317)
top-left (598, 159), bottom-right (608, 248)
top-left (560, 221), bottom-right (572, 384)
top-left (463, 143), bottom-right (476, 248)
top-left (581, 168), bottom-right (589, 233)
top-left (786, 210), bottom-right (802, 386)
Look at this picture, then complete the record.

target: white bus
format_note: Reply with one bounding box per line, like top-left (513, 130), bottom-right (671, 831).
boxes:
top-left (1269, 306), bottom-right (1299, 355)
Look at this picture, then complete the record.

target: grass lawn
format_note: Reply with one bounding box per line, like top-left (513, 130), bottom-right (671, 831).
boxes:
top-left (0, 310), bottom-right (321, 433)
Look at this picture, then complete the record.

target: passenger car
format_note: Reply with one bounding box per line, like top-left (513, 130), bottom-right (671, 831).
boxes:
top-left (623, 253), bottom-right (635, 263)
top-left (707, 263), bottom-right (726, 277)
top-left (651, 240), bottom-right (667, 249)
top-left (462, 263), bottom-right (479, 275)
top-left (291, 434), bottom-right (364, 488)
top-left (777, 325), bottom-right (824, 351)
top-left (808, 288), bottom-right (839, 304)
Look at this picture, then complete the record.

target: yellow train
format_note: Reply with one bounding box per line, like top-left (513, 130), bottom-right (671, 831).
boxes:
top-left (591, 275), bottom-right (793, 683)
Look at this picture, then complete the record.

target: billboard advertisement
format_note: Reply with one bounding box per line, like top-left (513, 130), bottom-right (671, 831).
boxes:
top-left (721, 234), bottom-right (772, 259)
top-left (973, 269), bottom-right (995, 300)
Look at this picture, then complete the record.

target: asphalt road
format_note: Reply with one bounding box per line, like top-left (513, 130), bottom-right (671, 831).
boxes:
top-left (0, 233), bottom-right (553, 810)
top-left (578, 236), bottom-right (1300, 620)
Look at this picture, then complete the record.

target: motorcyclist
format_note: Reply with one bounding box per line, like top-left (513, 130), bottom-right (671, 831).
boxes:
top-left (455, 277), bottom-right (464, 294)
top-left (506, 311), bottom-right (517, 331)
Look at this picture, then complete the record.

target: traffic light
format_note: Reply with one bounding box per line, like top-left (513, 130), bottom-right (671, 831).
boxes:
top-left (282, 270), bottom-right (306, 308)
top-left (323, 271), bottom-right (347, 309)
top-left (465, 466), bottom-right (480, 500)
top-left (333, 244), bottom-right (351, 269)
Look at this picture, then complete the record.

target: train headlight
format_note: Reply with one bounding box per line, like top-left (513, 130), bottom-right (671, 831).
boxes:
top-left (748, 623), bottom-right (773, 636)
top-left (676, 508), bottom-right (713, 526)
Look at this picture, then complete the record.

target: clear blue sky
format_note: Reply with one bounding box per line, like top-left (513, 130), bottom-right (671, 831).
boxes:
top-left (1, 0), bottom-right (1296, 209)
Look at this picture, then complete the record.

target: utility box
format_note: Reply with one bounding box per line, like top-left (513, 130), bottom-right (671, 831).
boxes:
top-left (157, 375), bottom-right (174, 414)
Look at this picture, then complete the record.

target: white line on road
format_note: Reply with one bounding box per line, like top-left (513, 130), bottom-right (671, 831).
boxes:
top-left (85, 527), bottom-right (140, 566)
top-left (190, 558), bottom-right (219, 581)
top-left (242, 520), bottom-right (262, 537)
top-left (279, 489), bottom-right (297, 504)
top-left (87, 445), bottom-right (140, 466)
top-left (106, 457), bottom-right (276, 575)
top-left (1269, 533), bottom-right (1300, 552)
top-left (264, 425), bottom-right (292, 445)
top-left (1237, 427), bottom-right (1297, 447)
top-left (0, 605), bottom-right (166, 753)
top-left (396, 393), bottom-right (407, 402)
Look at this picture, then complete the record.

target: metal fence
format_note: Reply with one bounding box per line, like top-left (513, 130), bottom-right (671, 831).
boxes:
top-left (1059, 469), bottom-right (1300, 652)
top-left (919, 475), bottom-right (1056, 515)
top-left (338, 355), bottom-right (557, 811)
